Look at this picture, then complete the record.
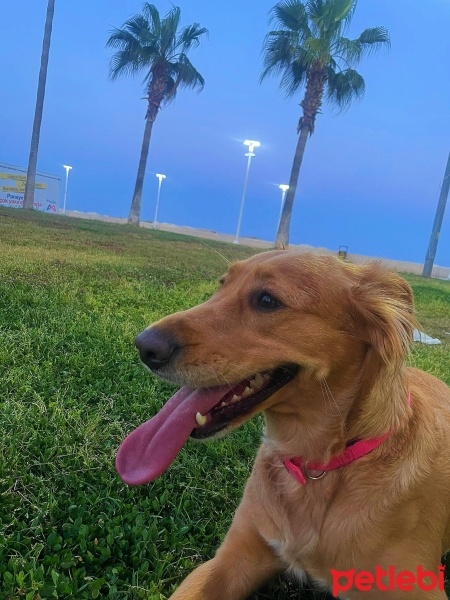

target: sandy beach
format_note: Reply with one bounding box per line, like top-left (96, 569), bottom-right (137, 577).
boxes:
top-left (64, 210), bottom-right (450, 280)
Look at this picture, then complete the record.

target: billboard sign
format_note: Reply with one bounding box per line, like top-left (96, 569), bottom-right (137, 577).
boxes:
top-left (0, 162), bottom-right (61, 213)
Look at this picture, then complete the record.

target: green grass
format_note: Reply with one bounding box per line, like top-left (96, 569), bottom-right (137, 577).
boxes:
top-left (0, 207), bottom-right (449, 599)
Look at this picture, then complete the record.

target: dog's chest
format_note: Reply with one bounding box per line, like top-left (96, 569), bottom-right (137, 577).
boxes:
top-left (259, 480), bottom-right (334, 568)
top-left (263, 503), bottom-right (361, 587)
top-left (253, 461), bottom-right (369, 573)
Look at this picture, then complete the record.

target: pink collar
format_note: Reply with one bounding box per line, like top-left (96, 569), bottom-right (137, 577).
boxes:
top-left (283, 391), bottom-right (411, 485)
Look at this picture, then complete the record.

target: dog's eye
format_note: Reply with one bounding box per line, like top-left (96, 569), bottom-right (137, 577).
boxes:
top-left (255, 292), bottom-right (282, 311)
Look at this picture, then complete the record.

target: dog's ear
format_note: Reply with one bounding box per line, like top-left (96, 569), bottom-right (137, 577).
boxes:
top-left (348, 263), bottom-right (416, 367)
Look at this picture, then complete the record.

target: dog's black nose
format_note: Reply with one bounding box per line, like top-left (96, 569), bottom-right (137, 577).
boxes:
top-left (135, 328), bottom-right (179, 370)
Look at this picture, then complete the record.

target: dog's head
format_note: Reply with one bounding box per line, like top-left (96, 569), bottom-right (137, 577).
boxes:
top-left (116, 250), bottom-right (416, 484)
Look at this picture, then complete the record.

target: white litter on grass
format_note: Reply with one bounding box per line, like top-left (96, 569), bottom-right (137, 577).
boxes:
top-left (413, 330), bottom-right (442, 345)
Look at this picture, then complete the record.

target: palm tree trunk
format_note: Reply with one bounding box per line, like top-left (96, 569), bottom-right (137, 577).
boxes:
top-left (275, 125), bottom-right (310, 249)
top-left (275, 65), bottom-right (326, 249)
top-left (23, 0), bottom-right (55, 210)
top-left (128, 70), bottom-right (167, 226)
top-left (128, 114), bottom-right (155, 225)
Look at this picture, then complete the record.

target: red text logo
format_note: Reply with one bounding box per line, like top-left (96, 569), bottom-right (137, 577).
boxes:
top-left (330, 565), bottom-right (445, 596)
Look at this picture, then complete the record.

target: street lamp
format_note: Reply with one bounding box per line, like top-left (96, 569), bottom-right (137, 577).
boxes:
top-left (422, 151), bottom-right (450, 277)
top-left (234, 139), bottom-right (260, 244)
top-left (62, 165), bottom-right (72, 214)
top-left (278, 184), bottom-right (289, 230)
top-left (153, 173), bottom-right (166, 229)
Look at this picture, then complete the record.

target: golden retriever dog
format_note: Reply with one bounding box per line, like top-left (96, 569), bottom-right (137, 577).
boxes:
top-left (116, 250), bottom-right (450, 599)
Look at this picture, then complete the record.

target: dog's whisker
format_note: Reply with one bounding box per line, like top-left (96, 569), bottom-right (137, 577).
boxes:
top-left (320, 380), bottom-right (338, 418)
top-left (198, 239), bottom-right (231, 266)
top-left (320, 378), bottom-right (344, 422)
top-left (324, 381), bottom-right (344, 422)
top-left (206, 364), bottom-right (234, 389)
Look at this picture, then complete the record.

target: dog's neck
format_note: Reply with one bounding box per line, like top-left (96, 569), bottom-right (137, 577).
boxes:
top-left (263, 356), bottom-right (410, 463)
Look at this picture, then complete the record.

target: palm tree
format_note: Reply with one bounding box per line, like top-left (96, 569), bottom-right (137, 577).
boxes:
top-left (261, 0), bottom-right (390, 248)
top-left (107, 3), bottom-right (208, 225)
top-left (23, 0), bottom-right (55, 210)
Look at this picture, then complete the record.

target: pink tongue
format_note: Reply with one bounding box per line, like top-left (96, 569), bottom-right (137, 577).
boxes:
top-left (115, 385), bottom-right (230, 485)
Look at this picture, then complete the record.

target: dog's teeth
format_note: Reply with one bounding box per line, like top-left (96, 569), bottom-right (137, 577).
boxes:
top-left (231, 394), bottom-right (241, 402)
top-left (262, 373), bottom-right (271, 383)
top-left (195, 412), bottom-right (207, 426)
top-left (242, 386), bottom-right (253, 398)
top-left (254, 373), bottom-right (264, 388)
top-left (221, 402), bottom-right (227, 407)
top-left (249, 373), bottom-right (263, 389)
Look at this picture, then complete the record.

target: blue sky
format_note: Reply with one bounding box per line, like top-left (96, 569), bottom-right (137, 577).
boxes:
top-left (2, 0), bottom-right (450, 264)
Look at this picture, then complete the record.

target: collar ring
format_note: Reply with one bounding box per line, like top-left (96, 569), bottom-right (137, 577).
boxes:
top-left (304, 460), bottom-right (327, 480)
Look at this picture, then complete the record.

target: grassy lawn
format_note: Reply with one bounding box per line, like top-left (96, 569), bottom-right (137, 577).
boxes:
top-left (0, 207), bottom-right (449, 599)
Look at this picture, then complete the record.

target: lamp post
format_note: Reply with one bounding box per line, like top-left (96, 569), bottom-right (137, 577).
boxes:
top-left (278, 184), bottom-right (289, 232)
top-left (153, 173), bottom-right (166, 229)
top-left (422, 151), bottom-right (450, 277)
top-left (234, 139), bottom-right (260, 244)
top-left (62, 164), bottom-right (72, 214)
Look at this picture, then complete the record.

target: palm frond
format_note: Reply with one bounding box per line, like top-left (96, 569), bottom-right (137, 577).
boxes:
top-left (307, 0), bottom-right (356, 38)
top-left (328, 55), bottom-right (338, 71)
top-left (139, 43), bottom-right (160, 65)
top-left (176, 23), bottom-right (209, 54)
top-left (279, 59), bottom-right (309, 96)
top-left (357, 26), bottom-right (391, 54)
top-left (304, 35), bottom-right (330, 61)
top-left (107, 21), bottom-right (160, 81)
top-left (260, 30), bottom-right (301, 81)
top-left (107, 3), bottom-right (207, 109)
top-left (123, 15), bottom-right (151, 40)
top-left (106, 27), bottom-right (140, 50)
top-left (141, 3), bottom-right (161, 36)
top-left (326, 0), bottom-right (356, 26)
top-left (306, 0), bottom-right (326, 22)
top-left (306, 0), bottom-right (328, 36)
top-left (163, 54), bottom-right (204, 103)
top-left (270, 0), bottom-right (311, 36)
top-left (325, 67), bottom-right (365, 111)
top-left (169, 53), bottom-right (205, 91)
top-left (108, 49), bottom-right (145, 80)
top-left (332, 37), bottom-right (362, 67)
top-left (159, 6), bottom-right (181, 56)
top-left (261, 0), bottom-right (389, 112)
top-left (164, 75), bottom-right (177, 104)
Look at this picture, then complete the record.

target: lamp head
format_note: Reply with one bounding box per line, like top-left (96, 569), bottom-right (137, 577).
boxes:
top-left (243, 139), bottom-right (260, 153)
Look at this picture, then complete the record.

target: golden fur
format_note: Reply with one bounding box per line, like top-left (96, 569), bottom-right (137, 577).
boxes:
top-left (147, 250), bottom-right (450, 599)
